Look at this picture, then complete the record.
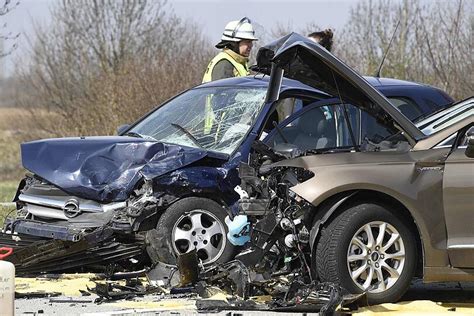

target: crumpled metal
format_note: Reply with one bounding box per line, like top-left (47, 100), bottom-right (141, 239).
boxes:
top-left (21, 136), bottom-right (224, 203)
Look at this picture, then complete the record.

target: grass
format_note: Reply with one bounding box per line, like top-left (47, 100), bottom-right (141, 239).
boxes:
top-left (0, 107), bottom-right (59, 183)
top-left (0, 107), bottom-right (51, 225)
top-left (0, 204), bottom-right (15, 226)
top-left (0, 181), bottom-right (17, 225)
top-left (0, 107), bottom-right (25, 182)
top-left (0, 181), bottom-right (17, 202)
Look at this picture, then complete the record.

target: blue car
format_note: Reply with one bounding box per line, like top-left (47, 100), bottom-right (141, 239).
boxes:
top-left (10, 74), bottom-right (453, 268)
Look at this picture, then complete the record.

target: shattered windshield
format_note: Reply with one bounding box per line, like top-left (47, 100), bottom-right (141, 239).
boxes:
top-left (129, 87), bottom-right (267, 154)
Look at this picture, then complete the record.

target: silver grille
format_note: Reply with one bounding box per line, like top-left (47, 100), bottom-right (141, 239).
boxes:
top-left (18, 179), bottom-right (126, 221)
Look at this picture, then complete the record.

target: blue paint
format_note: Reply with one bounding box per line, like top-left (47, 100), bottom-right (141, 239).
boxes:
top-left (20, 75), bottom-right (452, 205)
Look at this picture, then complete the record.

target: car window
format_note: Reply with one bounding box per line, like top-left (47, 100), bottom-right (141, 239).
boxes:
top-left (276, 98), bottom-right (303, 122)
top-left (387, 96), bottom-right (423, 121)
top-left (267, 101), bottom-right (408, 150)
top-left (359, 110), bottom-right (395, 144)
top-left (265, 105), bottom-right (338, 151)
top-left (336, 104), bottom-right (360, 147)
top-left (460, 126), bottom-right (474, 147)
top-left (260, 97), bottom-right (305, 138)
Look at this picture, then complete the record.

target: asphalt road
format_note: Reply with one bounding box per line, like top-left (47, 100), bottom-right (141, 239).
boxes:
top-left (14, 280), bottom-right (474, 316)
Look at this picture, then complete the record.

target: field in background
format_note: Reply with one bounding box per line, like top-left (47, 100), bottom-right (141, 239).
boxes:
top-left (0, 181), bottom-right (17, 225)
top-left (0, 205), bottom-right (15, 225)
top-left (0, 107), bottom-right (26, 182)
top-left (0, 180), bottom-right (17, 202)
top-left (0, 107), bottom-right (25, 224)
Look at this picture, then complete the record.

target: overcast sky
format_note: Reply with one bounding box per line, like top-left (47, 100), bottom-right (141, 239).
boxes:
top-left (171, 0), bottom-right (359, 41)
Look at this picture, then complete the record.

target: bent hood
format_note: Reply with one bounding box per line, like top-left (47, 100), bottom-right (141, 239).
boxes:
top-left (256, 32), bottom-right (425, 143)
top-left (21, 136), bottom-right (225, 202)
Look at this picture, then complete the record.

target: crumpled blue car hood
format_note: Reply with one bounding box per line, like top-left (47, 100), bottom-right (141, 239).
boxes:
top-left (21, 136), bottom-right (222, 203)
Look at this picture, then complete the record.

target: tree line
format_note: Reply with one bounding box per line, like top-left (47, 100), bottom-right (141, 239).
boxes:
top-left (6, 0), bottom-right (474, 140)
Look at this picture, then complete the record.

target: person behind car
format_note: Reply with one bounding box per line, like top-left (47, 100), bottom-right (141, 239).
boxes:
top-left (202, 17), bottom-right (258, 134)
top-left (308, 29), bottom-right (334, 51)
top-left (202, 17), bottom-right (258, 83)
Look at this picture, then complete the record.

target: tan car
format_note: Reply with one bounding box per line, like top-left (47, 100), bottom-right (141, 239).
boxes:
top-left (243, 33), bottom-right (474, 304)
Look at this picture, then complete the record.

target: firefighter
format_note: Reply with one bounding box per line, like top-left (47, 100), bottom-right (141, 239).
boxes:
top-left (202, 17), bottom-right (258, 83)
top-left (202, 17), bottom-right (258, 134)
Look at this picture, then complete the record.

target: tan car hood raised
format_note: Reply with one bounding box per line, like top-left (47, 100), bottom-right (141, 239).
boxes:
top-left (256, 32), bottom-right (425, 144)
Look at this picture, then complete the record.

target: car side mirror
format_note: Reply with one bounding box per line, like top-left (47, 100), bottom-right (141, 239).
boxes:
top-left (117, 124), bottom-right (130, 135)
top-left (465, 131), bottom-right (474, 158)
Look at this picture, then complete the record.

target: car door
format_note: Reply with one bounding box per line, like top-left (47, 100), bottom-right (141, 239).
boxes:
top-left (443, 126), bottom-right (474, 268)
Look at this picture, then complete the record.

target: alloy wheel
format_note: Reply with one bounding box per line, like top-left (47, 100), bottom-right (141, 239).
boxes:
top-left (346, 221), bottom-right (406, 293)
top-left (172, 209), bottom-right (226, 264)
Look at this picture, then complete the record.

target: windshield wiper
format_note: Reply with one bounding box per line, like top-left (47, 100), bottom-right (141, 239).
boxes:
top-left (170, 123), bottom-right (204, 149)
top-left (124, 131), bottom-right (157, 141)
top-left (124, 131), bottom-right (143, 138)
top-left (306, 146), bottom-right (356, 155)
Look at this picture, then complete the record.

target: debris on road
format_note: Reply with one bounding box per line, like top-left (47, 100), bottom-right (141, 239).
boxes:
top-left (0, 229), bottom-right (145, 276)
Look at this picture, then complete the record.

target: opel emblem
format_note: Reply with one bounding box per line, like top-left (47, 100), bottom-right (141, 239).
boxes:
top-left (63, 199), bottom-right (81, 218)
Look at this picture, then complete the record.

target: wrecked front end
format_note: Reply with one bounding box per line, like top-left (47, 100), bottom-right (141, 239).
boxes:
top-left (9, 175), bottom-right (156, 241)
top-left (2, 136), bottom-right (235, 274)
top-left (227, 141), bottom-right (316, 280)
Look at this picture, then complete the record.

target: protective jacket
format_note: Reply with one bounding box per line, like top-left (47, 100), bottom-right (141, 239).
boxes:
top-left (202, 49), bottom-right (249, 83)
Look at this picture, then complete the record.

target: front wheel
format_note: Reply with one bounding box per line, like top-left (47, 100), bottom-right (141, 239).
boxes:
top-left (315, 203), bottom-right (417, 304)
top-left (155, 197), bottom-right (235, 265)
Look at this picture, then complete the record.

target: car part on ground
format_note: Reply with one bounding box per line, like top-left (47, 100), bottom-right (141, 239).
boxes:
top-left (4, 233), bottom-right (356, 314)
top-left (1, 229), bottom-right (145, 276)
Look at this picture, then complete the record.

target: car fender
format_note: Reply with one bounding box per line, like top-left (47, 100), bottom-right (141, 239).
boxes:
top-left (309, 191), bottom-right (357, 250)
top-left (153, 166), bottom-right (240, 210)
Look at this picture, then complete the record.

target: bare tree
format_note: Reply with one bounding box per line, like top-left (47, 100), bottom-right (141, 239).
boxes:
top-left (416, 0), bottom-right (473, 99)
top-left (335, 0), bottom-right (473, 100)
top-left (18, 0), bottom-right (213, 138)
top-left (0, 0), bottom-right (20, 58)
top-left (14, 0), bottom-right (473, 141)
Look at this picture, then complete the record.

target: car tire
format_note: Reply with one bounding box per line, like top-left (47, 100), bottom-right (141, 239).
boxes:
top-left (315, 203), bottom-right (416, 304)
top-left (155, 197), bottom-right (235, 265)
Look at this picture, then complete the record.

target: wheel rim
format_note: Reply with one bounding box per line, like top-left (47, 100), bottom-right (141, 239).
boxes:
top-left (172, 209), bottom-right (226, 265)
top-left (347, 221), bottom-right (406, 293)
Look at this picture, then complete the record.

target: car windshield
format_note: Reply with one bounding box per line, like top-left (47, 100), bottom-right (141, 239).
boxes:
top-left (129, 86), bottom-right (267, 154)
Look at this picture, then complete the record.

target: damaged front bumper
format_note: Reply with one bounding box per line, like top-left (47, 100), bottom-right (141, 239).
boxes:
top-left (8, 176), bottom-right (165, 241)
top-left (1, 177), bottom-right (163, 275)
top-left (4, 219), bottom-right (86, 241)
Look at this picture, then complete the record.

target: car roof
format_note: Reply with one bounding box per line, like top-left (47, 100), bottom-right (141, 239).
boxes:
top-left (363, 76), bottom-right (423, 87)
top-left (199, 75), bottom-right (436, 98)
top-left (199, 75), bottom-right (329, 96)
